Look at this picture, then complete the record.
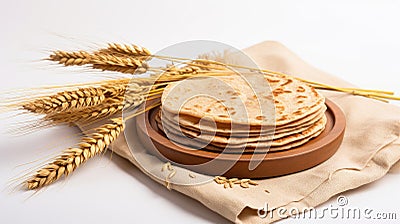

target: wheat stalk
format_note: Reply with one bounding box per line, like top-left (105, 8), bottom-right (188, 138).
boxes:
top-left (92, 64), bottom-right (146, 74)
top-left (48, 43), bottom-right (400, 102)
top-left (151, 54), bottom-right (400, 102)
top-left (26, 117), bottom-right (124, 190)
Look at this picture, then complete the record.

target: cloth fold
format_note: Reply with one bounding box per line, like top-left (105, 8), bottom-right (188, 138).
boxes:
top-left (83, 41), bottom-right (400, 223)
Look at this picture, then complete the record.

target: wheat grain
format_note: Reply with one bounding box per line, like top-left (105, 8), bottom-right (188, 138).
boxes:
top-left (213, 176), bottom-right (258, 189)
top-left (161, 162), bottom-right (175, 190)
top-left (26, 117), bottom-right (124, 190)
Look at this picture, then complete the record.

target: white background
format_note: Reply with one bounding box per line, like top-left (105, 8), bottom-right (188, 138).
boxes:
top-left (0, 0), bottom-right (399, 223)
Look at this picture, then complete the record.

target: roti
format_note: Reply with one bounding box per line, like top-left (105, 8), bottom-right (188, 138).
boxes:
top-left (159, 115), bottom-right (326, 149)
top-left (161, 74), bottom-right (325, 127)
top-left (157, 111), bottom-right (326, 144)
top-left (158, 73), bottom-right (326, 152)
top-left (164, 124), bottom-right (325, 153)
top-left (159, 104), bottom-right (327, 136)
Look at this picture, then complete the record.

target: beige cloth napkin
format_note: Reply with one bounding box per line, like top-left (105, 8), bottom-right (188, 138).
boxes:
top-left (90, 41), bottom-right (400, 223)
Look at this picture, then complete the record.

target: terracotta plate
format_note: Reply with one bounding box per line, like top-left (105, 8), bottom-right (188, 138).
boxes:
top-left (135, 99), bottom-right (346, 178)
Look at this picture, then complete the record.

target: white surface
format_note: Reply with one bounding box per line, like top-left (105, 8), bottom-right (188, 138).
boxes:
top-left (0, 0), bottom-right (399, 223)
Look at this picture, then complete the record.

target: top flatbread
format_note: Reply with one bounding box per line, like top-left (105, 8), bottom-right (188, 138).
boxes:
top-left (161, 74), bottom-right (325, 126)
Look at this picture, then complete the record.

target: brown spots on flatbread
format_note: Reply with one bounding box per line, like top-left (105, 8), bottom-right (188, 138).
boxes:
top-left (273, 88), bottom-right (284, 97)
top-left (311, 88), bottom-right (319, 97)
top-left (293, 110), bottom-right (303, 116)
top-left (245, 101), bottom-right (253, 107)
top-left (227, 90), bottom-right (241, 96)
top-left (298, 106), bottom-right (313, 111)
top-left (273, 88), bottom-right (292, 96)
top-left (255, 115), bottom-right (266, 120)
top-left (217, 114), bottom-right (229, 118)
top-left (296, 95), bottom-right (308, 99)
top-left (277, 115), bottom-right (288, 122)
top-left (297, 86), bottom-right (305, 92)
top-left (276, 105), bottom-right (285, 111)
top-left (263, 95), bottom-right (273, 100)
top-left (281, 79), bottom-right (293, 86)
top-left (266, 78), bottom-right (281, 83)
top-left (297, 100), bottom-right (304, 104)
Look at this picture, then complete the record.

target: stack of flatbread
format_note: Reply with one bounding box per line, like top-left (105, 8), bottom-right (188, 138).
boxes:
top-left (156, 74), bottom-right (327, 153)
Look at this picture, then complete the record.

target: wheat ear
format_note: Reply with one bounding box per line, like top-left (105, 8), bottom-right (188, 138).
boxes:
top-left (44, 94), bottom-right (145, 125)
top-left (91, 53), bottom-right (148, 71)
top-left (42, 98), bottom-right (123, 125)
top-left (49, 50), bottom-right (148, 74)
top-left (97, 43), bottom-right (151, 57)
top-left (21, 78), bottom-right (142, 115)
top-left (26, 118), bottom-right (124, 190)
top-left (22, 87), bottom-right (106, 114)
top-left (49, 50), bottom-right (92, 66)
